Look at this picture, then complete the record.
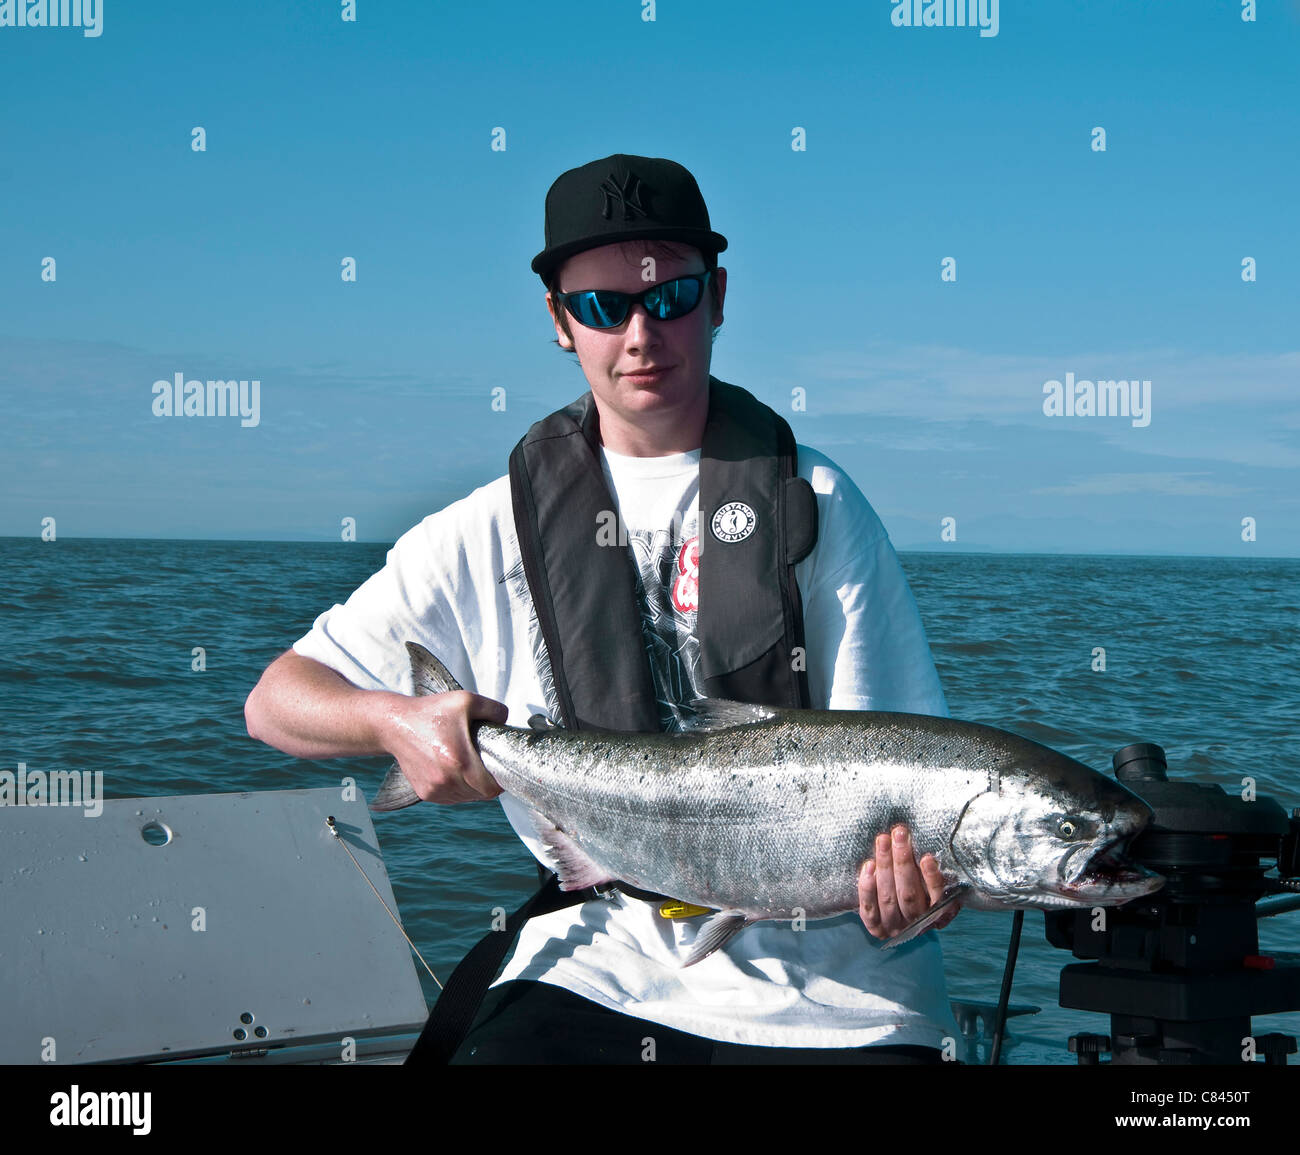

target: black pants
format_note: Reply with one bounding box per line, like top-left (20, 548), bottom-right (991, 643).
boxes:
top-left (448, 980), bottom-right (948, 1065)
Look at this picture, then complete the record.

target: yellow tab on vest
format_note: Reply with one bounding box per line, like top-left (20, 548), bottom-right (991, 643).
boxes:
top-left (658, 900), bottom-right (711, 919)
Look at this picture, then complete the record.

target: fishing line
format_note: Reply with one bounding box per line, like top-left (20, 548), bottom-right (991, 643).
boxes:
top-left (987, 910), bottom-right (1023, 1066)
top-left (326, 816), bottom-right (443, 990)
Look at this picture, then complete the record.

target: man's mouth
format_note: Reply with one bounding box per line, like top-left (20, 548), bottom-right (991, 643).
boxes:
top-left (621, 366), bottom-right (672, 382)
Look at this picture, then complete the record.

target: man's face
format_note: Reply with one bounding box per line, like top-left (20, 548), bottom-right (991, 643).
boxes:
top-left (545, 240), bottom-right (726, 430)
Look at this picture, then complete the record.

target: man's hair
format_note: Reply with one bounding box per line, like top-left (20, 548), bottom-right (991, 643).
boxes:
top-left (546, 240), bottom-right (722, 352)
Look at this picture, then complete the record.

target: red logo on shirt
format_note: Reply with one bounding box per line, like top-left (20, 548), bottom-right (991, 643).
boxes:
top-left (672, 536), bottom-right (699, 613)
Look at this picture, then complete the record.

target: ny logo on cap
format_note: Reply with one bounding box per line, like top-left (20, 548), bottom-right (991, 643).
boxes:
top-left (600, 171), bottom-right (650, 222)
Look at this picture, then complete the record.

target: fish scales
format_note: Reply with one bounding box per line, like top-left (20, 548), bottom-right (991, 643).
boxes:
top-left (373, 643), bottom-right (1164, 963)
top-left (475, 716), bottom-right (995, 918)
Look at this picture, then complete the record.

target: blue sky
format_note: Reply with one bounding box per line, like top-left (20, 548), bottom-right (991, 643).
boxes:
top-left (1, 0), bottom-right (1297, 554)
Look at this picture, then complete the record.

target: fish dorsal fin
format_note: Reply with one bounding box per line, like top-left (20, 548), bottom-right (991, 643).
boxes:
top-left (406, 641), bottom-right (464, 696)
top-left (527, 713), bottom-right (560, 731)
top-left (675, 699), bottom-right (781, 733)
top-left (879, 884), bottom-right (968, 951)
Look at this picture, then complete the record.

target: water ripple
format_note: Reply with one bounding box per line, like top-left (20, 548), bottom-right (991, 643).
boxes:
top-left (4, 538), bottom-right (1298, 1061)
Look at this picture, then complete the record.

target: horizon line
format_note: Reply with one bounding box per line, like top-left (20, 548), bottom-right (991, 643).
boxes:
top-left (1, 535), bottom-right (1294, 562)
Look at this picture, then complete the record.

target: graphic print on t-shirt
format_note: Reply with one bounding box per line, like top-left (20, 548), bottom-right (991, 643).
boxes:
top-left (626, 517), bottom-right (703, 731)
top-left (499, 514), bottom-right (706, 733)
top-left (500, 548), bottom-right (562, 725)
top-left (671, 534), bottom-right (699, 614)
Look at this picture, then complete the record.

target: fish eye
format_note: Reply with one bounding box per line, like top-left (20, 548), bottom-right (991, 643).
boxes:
top-left (1050, 811), bottom-right (1092, 837)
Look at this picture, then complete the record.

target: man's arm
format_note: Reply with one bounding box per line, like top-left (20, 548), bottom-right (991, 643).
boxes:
top-left (245, 649), bottom-right (508, 804)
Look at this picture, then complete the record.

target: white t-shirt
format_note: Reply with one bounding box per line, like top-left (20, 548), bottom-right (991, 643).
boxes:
top-left (293, 441), bottom-right (961, 1048)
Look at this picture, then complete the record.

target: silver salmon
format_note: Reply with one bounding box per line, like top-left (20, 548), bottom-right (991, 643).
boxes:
top-left (374, 643), bottom-right (1163, 965)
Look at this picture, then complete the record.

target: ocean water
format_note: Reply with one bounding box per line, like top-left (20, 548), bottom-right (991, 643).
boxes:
top-left (3, 537), bottom-right (1298, 1063)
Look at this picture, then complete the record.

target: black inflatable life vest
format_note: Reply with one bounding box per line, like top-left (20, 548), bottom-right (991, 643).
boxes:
top-left (507, 376), bottom-right (818, 732)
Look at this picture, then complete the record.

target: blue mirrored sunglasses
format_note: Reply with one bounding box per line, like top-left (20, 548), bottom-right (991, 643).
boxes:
top-left (556, 271), bottom-right (712, 329)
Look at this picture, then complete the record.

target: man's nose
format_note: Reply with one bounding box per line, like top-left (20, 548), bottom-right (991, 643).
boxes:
top-left (624, 302), bottom-right (661, 342)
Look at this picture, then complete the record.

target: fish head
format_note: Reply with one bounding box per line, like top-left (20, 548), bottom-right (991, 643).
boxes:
top-left (950, 755), bottom-right (1164, 910)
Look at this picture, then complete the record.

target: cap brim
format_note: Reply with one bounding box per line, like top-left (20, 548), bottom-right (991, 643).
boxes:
top-left (532, 228), bottom-right (729, 282)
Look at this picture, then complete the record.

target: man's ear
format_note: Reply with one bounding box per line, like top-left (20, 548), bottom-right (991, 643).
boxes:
top-left (545, 292), bottom-right (575, 350)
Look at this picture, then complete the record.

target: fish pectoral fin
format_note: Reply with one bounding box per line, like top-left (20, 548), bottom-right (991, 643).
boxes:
top-left (880, 885), bottom-right (968, 951)
top-left (371, 762), bottom-right (420, 812)
top-left (528, 810), bottom-right (616, 892)
top-left (682, 910), bottom-right (754, 968)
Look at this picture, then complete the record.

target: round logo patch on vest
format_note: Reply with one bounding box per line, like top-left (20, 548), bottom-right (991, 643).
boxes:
top-left (712, 502), bottom-right (757, 543)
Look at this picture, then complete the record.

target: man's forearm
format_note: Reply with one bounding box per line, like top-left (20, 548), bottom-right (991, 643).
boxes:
top-left (244, 649), bottom-right (400, 759)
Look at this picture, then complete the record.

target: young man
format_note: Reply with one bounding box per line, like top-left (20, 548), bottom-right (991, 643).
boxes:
top-left (244, 154), bottom-right (961, 1063)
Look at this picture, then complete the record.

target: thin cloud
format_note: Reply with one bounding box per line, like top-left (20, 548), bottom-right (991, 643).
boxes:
top-left (794, 344), bottom-right (1300, 417)
top-left (1030, 472), bottom-right (1251, 498)
top-left (783, 343), bottom-right (1300, 470)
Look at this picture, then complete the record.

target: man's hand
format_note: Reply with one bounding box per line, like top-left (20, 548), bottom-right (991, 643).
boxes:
top-left (245, 649), bottom-right (507, 805)
top-left (858, 825), bottom-right (959, 941)
top-left (378, 690), bottom-right (508, 805)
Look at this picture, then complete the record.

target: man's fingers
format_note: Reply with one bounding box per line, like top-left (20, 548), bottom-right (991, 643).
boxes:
top-left (920, 852), bottom-right (961, 929)
top-left (918, 852), bottom-right (947, 903)
top-left (465, 693), bottom-right (510, 725)
top-left (872, 831), bottom-right (898, 921)
top-left (858, 830), bottom-right (961, 940)
top-left (890, 826), bottom-right (929, 920)
top-left (464, 764), bottom-right (503, 799)
top-left (451, 693), bottom-right (506, 798)
top-left (858, 859), bottom-right (883, 937)
top-left (454, 741), bottom-right (503, 801)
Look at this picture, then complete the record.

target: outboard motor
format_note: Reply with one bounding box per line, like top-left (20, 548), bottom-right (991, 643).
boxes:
top-left (1044, 742), bottom-right (1300, 1065)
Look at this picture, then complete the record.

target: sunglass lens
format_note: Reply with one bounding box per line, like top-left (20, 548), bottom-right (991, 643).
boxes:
top-left (572, 291), bottom-right (629, 328)
top-left (654, 276), bottom-right (704, 319)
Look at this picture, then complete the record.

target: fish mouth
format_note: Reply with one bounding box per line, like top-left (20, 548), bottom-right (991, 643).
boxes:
top-left (1056, 837), bottom-right (1164, 902)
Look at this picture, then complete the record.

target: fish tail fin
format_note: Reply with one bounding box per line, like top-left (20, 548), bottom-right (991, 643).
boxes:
top-left (406, 641), bottom-right (464, 696)
top-left (371, 762), bottom-right (420, 812)
top-left (368, 643), bottom-right (464, 812)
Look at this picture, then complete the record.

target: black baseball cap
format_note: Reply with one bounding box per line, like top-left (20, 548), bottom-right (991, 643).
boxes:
top-left (531, 154), bottom-right (728, 285)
